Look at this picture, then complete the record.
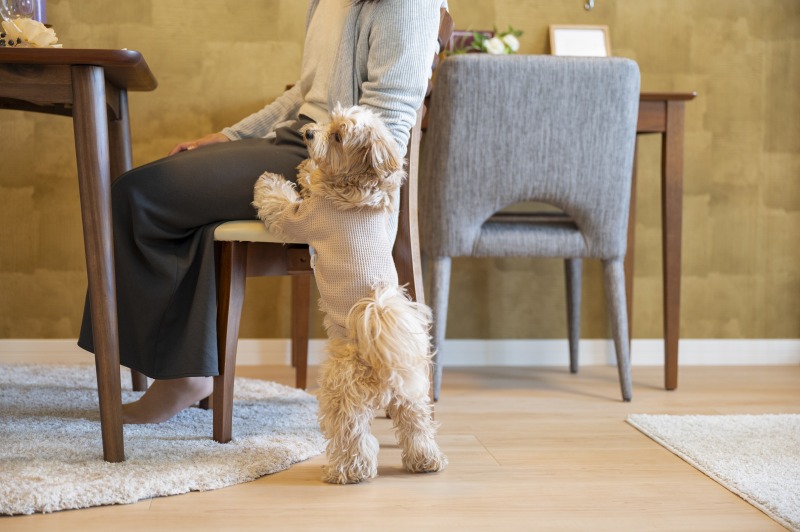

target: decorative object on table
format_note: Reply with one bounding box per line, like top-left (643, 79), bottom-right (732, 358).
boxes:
top-left (447, 26), bottom-right (523, 56)
top-left (4, 0), bottom-right (45, 23)
top-left (628, 414), bottom-right (800, 531)
top-left (549, 24), bottom-right (610, 57)
top-left (1, 0), bottom-right (58, 47)
top-left (0, 363), bottom-right (325, 515)
top-left (0, 0), bottom-right (33, 20)
top-left (0, 17), bottom-right (59, 47)
top-left (32, 0), bottom-right (43, 22)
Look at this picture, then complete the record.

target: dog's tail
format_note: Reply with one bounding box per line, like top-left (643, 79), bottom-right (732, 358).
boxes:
top-left (346, 283), bottom-right (433, 401)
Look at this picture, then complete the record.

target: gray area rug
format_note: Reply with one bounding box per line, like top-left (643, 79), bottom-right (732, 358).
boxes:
top-left (627, 413), bottom-right (800, 531)
top-left (0, 363), bottom-right (326, 515)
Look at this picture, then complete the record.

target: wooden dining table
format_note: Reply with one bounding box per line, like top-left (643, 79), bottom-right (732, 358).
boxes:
top-left (630, 92), bottom-right (697, 391)
top-left (0, 48), bottom-right (157, 462)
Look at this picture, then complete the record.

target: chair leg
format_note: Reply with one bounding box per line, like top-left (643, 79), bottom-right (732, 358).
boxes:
top-left (213, 241), bottom-right (248, 443)
top-left (428, 256), bottom-right (451, 402)
top-left (130, 369), bottom-right (148, 391)
top-left (602, 259), bottom-right (632, 402)
top-left (291, 274), bottom-right (311, 390)
top-left (564, 258), bottom-right (582, 373)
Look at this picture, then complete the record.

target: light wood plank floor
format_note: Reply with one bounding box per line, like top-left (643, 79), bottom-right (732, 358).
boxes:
top-left (4, 365), bottom-right (799, 531)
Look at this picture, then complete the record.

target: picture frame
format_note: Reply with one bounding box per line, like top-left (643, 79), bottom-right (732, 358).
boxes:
top-left (549, 25), bottom-right (611, 57)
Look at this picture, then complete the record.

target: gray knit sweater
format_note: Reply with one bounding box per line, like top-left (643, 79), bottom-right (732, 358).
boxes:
top-left (220, 0), bottom-right (445, 153)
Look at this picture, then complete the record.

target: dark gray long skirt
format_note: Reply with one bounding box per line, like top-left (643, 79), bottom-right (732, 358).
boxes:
top-left (78, 120), bottom-right (310, 379)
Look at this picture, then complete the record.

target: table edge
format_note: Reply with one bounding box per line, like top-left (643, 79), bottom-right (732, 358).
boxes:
top-left (640, 92), bottom-right (697, 101)
top-left (0, 48), bottom-right (157, 91)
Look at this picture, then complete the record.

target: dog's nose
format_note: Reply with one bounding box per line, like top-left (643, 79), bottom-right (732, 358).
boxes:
top-left (304, 129), bottom-right (315, 141)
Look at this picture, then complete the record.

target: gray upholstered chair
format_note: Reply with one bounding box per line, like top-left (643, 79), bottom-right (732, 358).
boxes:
top-left (420, 55), bottom-right (640, 402)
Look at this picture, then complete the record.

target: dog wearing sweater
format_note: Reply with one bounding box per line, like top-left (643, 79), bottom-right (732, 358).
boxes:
top-left (252, 105), bottom-right (447, 484)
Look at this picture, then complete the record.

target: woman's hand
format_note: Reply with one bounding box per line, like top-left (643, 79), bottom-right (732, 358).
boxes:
top-left (168, 132), bottom-right (230, 156)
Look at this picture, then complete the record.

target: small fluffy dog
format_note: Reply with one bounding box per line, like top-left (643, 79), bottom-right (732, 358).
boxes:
top-left (252, 105), bottom-right (447, 484)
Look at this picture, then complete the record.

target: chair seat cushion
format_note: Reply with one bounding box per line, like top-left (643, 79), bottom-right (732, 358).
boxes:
top-left (213, 220), bottom-right (302, 243)
top-left (473, 219), bottom-right (588, 258)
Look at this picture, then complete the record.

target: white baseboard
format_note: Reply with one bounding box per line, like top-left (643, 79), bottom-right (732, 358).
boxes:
top-left (437, 339), bottom-right (800, 366)
top-left (0, 339), bottom-right (798, 366)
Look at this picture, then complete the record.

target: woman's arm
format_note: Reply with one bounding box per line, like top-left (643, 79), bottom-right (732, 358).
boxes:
top-left (220, 82), bottom-right (305, 140)
top-left (167, 81), bottom-right (305, 154)
top-left (168, 132), bottom-right (229, 156)
top-left (358, 0), bottom-right (443, 152)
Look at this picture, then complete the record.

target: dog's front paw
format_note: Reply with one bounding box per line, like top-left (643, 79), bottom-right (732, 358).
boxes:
top-left (254, 172), bottom-right (296, 202)
top-left (252, 172), bottom-right (299, 228)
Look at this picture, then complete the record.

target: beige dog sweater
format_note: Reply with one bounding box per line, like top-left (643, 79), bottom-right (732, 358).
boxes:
top-left (273, 194), bottom-right (398, 339)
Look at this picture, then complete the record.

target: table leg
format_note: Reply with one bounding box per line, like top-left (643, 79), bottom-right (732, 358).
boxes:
top-left (107, 90), bottom-right (148, 393)
top-left (661, 101), bottom-right (685, 391)
top-left (108, 90), bottom-right (132, 182)
top-left (71, 65), bottom-right (125, 462)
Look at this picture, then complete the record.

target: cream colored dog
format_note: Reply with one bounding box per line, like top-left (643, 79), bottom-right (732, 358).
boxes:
top-left (252, 105), bottom-right (447, 484)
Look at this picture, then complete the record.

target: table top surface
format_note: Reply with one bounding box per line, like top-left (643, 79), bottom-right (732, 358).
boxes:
top-left (640, 92), bottom-right (697, 101)
top-left (0, 48), bottom-right (157, 91)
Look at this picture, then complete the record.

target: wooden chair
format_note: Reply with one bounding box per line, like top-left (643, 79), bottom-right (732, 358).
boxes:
top-left (207, 9), bottom-right (454, 443)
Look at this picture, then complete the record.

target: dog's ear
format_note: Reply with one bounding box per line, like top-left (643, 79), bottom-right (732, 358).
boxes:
top-left (368, 132), bottom-right (403, 177)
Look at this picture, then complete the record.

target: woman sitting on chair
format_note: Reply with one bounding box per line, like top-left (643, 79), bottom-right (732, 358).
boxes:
top-left (78, 0), bottom-right (446, 424)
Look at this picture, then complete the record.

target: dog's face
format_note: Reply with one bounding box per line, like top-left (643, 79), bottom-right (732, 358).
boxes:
top-left (299, 105), bottom-right (405, 194)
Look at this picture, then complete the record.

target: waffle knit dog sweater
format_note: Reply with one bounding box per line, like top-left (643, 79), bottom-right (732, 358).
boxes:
top-left (273, 194), bottom-right (398, 339)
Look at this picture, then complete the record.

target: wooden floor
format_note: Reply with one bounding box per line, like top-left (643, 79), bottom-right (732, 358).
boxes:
top-left (4, 364), bottom-right (799, 531)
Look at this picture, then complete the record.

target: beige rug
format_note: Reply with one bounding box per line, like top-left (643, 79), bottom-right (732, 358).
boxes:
top-left (0, 363), bottom-right (326, 515)
top-left (627, 413), bottom-right (800, 531)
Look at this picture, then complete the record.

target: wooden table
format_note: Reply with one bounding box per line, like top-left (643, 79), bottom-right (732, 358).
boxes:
top-left (0, 48), bottom-right (157, 462)
top-left (628, 92), bottom-right (697, 391)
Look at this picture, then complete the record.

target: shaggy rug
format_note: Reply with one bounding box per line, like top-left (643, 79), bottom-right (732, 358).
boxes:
top-left (627, 413), bottom-right (800, 531)
top-left (0, 363), bottom-right (326, 515)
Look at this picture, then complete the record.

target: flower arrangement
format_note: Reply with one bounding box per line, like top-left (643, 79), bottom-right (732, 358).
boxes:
top-left (0, 17), bottom-right (60, 47)
top-left (449, 26), bottom-right (523, 56)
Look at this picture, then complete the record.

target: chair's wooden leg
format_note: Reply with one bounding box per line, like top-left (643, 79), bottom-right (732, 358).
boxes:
top-left (602, 259), bottom-right (632, 402)
top-left (130, 369), bottom-right (148, 391)
top-left (564, 258), bottom-right (582, 374)
top-left (429, 256), bottom-right (451, 402)
top-left (291, 274), bottom-right (311, 390)
top-left (213, 241), bottom-right (248, 443)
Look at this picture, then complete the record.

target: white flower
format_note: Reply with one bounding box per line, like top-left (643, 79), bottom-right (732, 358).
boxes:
top-left (484, 36), bottom-right (507, 55)
top-left (502, 33), bottom-right (520, 53)
top-left (2, 18), bottom-right (61, 47)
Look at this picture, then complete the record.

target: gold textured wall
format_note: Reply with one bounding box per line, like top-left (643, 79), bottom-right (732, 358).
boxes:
top-left (1, 0), bottom-right (797, 343)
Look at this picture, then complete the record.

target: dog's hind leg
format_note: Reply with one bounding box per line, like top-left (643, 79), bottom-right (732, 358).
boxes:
top-left (386, 379), bottom-right (448, 474)
top-left (317, 340), bottom-right (380, 484)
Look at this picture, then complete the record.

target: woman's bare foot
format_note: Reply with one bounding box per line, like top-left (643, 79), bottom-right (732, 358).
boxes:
top-left (122, 376), bottom-right (213, 424)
